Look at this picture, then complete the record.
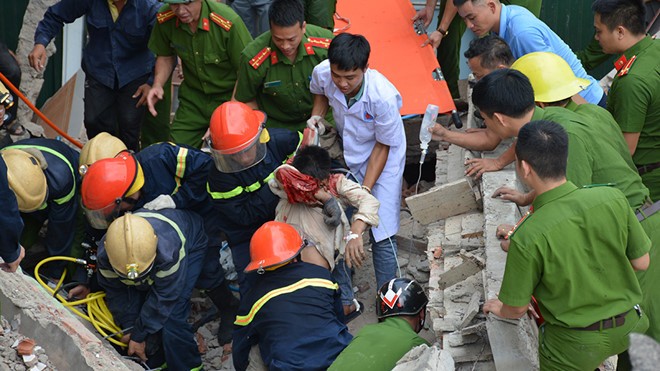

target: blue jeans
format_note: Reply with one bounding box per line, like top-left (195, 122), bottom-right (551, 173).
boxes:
top-left (332, 258), bottom-right (355, 306)
top-left (370, 231), bottom-right (398, 290)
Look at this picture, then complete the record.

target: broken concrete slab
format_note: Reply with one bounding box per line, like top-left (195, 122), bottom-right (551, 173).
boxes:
top-left (437, 251), bottom-right (485, 290)
top-left (461, 322), bottom-right (487, 336)
top-left (406, 179), bottom-right (480, 225)
top-left (461, 213), bottom-right (484, 239)
top-left (445, 338), bottom-right (493, 363)
top-left (447, 332), bottom-right (481, 347)
top-left (393, 344), bottom-right (455, 371)
top-left (447, 145), bottom-right (466, 183)
top-left (629, 333), bottom-right (660, 371)
top-left (459, 292), bottom-right (482, 329)
top-left (0, 268), bottom-right (140, 371)
top-left (484, 315), bottom-right (539, 371)
top-left (435, 149), bottom-right (448, 187)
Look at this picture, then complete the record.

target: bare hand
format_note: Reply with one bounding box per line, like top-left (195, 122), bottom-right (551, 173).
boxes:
top-left (146, 86), bottom-right (164, 117)
top-left (495, 224), bottom-right (514, 240)
top-left (68, 284), bottom-right (90, 300)
top-left (120, 333), bottom-right (131, 344)
top-left (500, 239), bottom-right (511, 252)
top-left (28, 44), bottom-right (47, 72)
top-left (412, 6), bottom-right (434, 27)
top-left (345, 235), bottom-right (365, 269)
top-left (132, 84), bottom-right (151, 107)
top-left (465, 158), bottom-right (502, 179)
top-left (491, 187), bottom-right (532, 206)
top-left (483, 298), bottom-right (503, 316)
top-left (430, 123), bottom-right (449, 142)
top-left (421, 30), bottom-right (444, 49)
top-left (0, 246), bottom-right (25, 273)
top-left (128, 340), bottom-right (147, 362)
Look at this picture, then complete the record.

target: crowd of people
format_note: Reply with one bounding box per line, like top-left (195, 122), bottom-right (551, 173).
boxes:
top-left (0, 0), bottom-right (658, 370)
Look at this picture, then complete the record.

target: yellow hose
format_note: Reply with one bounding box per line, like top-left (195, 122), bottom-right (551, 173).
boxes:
top-left (34, 256), bottom-right (127, 347)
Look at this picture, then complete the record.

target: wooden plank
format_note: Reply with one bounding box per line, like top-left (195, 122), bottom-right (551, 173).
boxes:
top-left (406, 178), bottom-right (479, 224)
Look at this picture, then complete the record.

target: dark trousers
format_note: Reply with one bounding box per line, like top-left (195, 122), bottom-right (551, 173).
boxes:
top-left (0, 42), bottom-right (21, 126)
top-left (84, 74), bottom-right (148, 151)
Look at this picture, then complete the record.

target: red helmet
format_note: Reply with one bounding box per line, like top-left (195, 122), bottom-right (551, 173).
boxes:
top-left (207, 102), bottom-right (268, 173)
top-left (246, 221), bottom-right (305, 273)
top-left (81, 151), bottom-right (143, 229)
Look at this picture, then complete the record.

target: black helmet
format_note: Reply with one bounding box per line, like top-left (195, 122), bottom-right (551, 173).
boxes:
top-left (376, 278), bottom-right (429, 319)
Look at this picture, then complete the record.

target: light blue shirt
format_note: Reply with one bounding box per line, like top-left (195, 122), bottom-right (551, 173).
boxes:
top-left (498, 4), bottom-right (604, 104)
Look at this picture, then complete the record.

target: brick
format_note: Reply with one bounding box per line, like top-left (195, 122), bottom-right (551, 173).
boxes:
top-left (406, 178), bottom-right (480, 225)
top-left (459, 291), bottom-right (482, 329)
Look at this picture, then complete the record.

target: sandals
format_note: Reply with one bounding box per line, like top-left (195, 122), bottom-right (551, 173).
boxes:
top-left (343, 299), bottom-right (364, 324)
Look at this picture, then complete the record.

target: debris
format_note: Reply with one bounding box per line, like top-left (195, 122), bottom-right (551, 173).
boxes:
top-left (405, 178), bottom-right (480, 224)
top-left (17, 339), bottom-right (36, 356)
top-left (458, 292), bottom-right (481, 329)
top-left (436, 251), bottom-right (485, 290)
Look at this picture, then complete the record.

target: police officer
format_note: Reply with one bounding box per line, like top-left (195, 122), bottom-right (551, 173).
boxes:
top-left (80, 138), bottom-right (239, 345)
top-left (329, 278), bottom-right (430, 371)
top-left (146, 0), bottom-right (252, 148)
top-left (97, 210), bottom-right (210, 370)
top-left (233, 0), bottom-right (333, 131)
top-left (512, 51), bottom-right (660, 349)
top-left (232, 221), bottom-right (352, 371)
top-left (205, 101), bottom-right (301, 296)
top-left (592, 0), bottom-right (660, 201)
top-left (1, 138), bottom-right (80, 278)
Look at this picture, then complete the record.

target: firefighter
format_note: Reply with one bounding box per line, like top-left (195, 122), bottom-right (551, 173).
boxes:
top-left (205, 101), bottom-right (301, 296)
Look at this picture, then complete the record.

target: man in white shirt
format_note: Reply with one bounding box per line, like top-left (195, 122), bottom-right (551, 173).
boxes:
top-left (308, 33), bottom-right (406, 289)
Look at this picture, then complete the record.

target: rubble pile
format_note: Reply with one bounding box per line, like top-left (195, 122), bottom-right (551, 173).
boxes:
top-left (0, 316), bottom-right (57, 371)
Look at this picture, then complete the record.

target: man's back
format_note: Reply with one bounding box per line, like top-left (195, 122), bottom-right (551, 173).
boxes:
top-left (329, 316), bottom-right (428, 371)
top-left (232, 262), bottom-right (351, 371)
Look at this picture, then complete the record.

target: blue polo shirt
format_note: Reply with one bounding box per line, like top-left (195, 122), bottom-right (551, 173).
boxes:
top-left (34, 0), bottom-right (160, 89)
top-left (497, 4), bottom-right (603, 104)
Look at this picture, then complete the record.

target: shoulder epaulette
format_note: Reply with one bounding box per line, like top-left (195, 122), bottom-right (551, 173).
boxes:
top-left (210, 12), bottom-right (232, 31)
top-left (157, 10), bottom-right (176, 24)
top-left (250, 47), bottom-right (271, 69)
top-left (307, 37), bottom-right (331, 49)
top-left (617, 55), bottom-right (637, 77)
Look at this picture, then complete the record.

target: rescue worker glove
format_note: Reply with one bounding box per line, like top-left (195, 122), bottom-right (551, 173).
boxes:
top-left (143, 194), bottom-right (175, 210)
top-left (306, 115), bottom-right (326, 135)
top-left (322, 196), bottom-right (342, 227)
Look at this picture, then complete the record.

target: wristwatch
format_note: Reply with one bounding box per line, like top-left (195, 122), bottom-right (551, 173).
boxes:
top-left (436, 26), bottom-right (449, 36)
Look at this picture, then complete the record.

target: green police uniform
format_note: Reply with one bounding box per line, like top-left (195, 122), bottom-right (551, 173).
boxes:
top-left (328, 317), bottom-right (429, 371)
top-left (235, 24), bottom-right (334, 131)
top-left (305, 0), bottom-right (334, 29)
top-left (148, 0), bottom-right (252, 148)
top-left (606, 36), bottom-right (660, 202)
top-left (500, 182), bottom-right (649, 370)
top-left (438, 0), bottom-right (542, 99)
top-left (576, 37), bottom-right (611, 72)
top-left (533, 105), bottom-right (660, 342)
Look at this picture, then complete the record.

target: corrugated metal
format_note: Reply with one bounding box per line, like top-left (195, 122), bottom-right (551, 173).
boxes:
top-left (1, 0), bottom-right (62, 107)
top-left (540, 1), bottom-right (614, 79)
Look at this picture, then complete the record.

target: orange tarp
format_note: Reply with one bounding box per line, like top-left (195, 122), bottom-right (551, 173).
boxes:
top-left (335, 0), bottom-right (456, 115)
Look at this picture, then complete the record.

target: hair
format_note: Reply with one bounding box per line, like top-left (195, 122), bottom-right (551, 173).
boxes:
top-left (268, 0), bottom-right (305, 28)
top-left (592, 0), bottom-right (646, 35)
top-left (464, 34), bottom-right (514, 69)
top-left (515, 120), bottom-right (568, 180)
top-left (328, 33), bottom-right (370, 71)
top-left (453, 0), bottom-right (490, 7)
top-left (472, 69), bottom-right (536, 118)
top-left (291, 145), bottom-right (332, 180)
top-left (543, 97), bottom-right (572, 108)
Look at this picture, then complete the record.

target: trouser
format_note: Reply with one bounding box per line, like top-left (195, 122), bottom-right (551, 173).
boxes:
top-left (230, 241), bottom-right (258, 298)
top-left (146, 238), bottom-right (207, 371)
top-left (20, 209), bottom-right (77, 278)
top-left (370, 231), bottom-right (398, 290)
top-left (84, 74), bottom-right (148, 151)
top-left (332, 258), bottom-right (356, 306)
top-left (195, 243), bottom-right (226, 291)
top-left (172, 88), bottom-right (227, 149)
top-left (0, 42), bottom-right (20, 126)
top-left (231, 0), bottom-right (272, 38)
top-left (141, 79), bottom-right (172, 148)
top-left (640, 168), bottom-right (660, 203)
top-left (437, 0), bottom-right (542, 99)
top-left (538, 309), bottom-right (648, 370)
top-left (636, 211), bottom-right (660, 341)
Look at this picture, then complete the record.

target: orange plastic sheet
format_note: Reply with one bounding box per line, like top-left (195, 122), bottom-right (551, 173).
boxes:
top-left (335, 0), bottom-right (456, 115)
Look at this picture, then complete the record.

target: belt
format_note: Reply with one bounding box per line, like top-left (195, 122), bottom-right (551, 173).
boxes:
top-left (637, 161), bottom-right (660, 176)
top-left (636, 200), bottom-right (660, 222)
top-left (574, 310), bottom-right (630, 331)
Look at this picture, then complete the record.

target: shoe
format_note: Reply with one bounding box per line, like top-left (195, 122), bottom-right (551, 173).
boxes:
top-left (343, 299), bottom-right (363, 324)
top-left (453, 99), bottom-right (468, 112)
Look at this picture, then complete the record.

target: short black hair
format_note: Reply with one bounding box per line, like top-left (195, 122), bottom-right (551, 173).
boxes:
top-left (328, 33), bottom-right (370, 71)
top-left (291, 145), bottom-right (332, 180)
top-left (269, 0), bottom-right (305, 28)
top-left (592, 0), bottom-right (646, 35)
top-left (472, 69), bottom-right (535, 118)
top-left (453, 0), bottom-right (485, 7)
top-left (515, 120), bottom-right (568, 180)
top-left (464, 35), bottom-right (514, 69)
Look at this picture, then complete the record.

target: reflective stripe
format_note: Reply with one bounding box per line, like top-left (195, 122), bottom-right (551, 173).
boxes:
top-left (207, 132), bottom-right (303, 200)
top-left (4, 144), bottom-right (76, 205)
top-left (98, 268), bottom-right (155, 286)
top-left (234, 278), bottom-right (338, 326)
top-left (172, 146), bottom-right (188, 194)
top-left (134, 212), bottom-right (187, 279)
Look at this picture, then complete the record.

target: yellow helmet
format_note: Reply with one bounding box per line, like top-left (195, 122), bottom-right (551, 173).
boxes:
top-left (1, 149), bottom-right (48, 212)
top-left (105, 213), bottom-right (158, 280)
top-left (79, 132), bottom-right (127, 168)
top-left (511, 52), bottom-right (591, 103)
